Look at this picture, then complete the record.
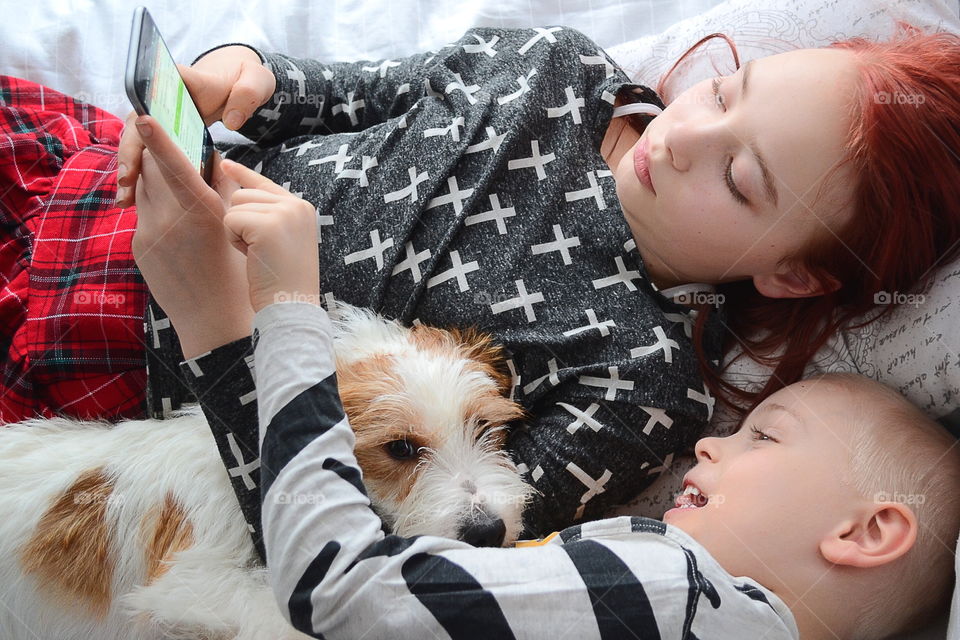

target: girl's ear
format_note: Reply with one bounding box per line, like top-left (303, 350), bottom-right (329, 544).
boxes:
top-left (752, 265), bottom-right (841, 299)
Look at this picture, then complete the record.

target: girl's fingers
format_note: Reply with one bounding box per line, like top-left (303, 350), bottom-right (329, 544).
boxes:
top-left (220, 158), bottom-right (290, 195)
top-left (228, 188), bottom-right (288, 206)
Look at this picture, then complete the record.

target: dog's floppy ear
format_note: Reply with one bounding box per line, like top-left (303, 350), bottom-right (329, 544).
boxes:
top-left (448, 327), bottom-right (515, 396)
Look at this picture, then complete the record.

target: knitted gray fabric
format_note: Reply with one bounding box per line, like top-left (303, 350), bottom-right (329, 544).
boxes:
top-left (145, 26), bottom-right (724, 544)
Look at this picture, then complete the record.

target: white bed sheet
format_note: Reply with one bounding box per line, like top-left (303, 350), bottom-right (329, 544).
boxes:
top-left (2, 0), bottom-right (724, 120)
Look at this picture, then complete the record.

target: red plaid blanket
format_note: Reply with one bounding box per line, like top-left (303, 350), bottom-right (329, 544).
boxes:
top-left (0, 75), bottom-right (148, 423)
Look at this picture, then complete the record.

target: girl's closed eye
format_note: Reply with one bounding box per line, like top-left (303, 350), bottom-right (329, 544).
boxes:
top-left (711, 76), bottom-right (750, 206)
top-left (749, 425), bottom-right (778, 443)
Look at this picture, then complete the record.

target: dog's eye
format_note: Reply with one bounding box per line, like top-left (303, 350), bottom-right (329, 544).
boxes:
top-left (385, 439), bottom-right (419, 460)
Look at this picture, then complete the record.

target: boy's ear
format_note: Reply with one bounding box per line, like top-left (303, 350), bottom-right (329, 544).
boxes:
top-left (753, 265), bottom-right (841, 299)
top-left (820, 503), bottom-right (918, 568)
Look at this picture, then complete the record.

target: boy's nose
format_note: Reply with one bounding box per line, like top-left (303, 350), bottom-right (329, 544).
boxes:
top-left (694, 436), bottom-right (720, 463)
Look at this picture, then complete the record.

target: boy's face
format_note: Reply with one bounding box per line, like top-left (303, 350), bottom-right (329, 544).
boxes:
top-left (663, 380), bottom-right (866, 582)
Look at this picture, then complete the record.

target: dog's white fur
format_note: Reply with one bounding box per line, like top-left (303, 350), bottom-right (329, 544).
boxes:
top-left (0, 304), bottom-right (532, 640)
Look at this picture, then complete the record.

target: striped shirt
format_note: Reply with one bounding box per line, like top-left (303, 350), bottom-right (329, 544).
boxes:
top-left (250, 301), bottom-right (798, 640)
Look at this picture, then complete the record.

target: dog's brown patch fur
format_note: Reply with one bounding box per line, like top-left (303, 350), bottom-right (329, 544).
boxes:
top-left (142, 492), bottom-right (194, 584)
top-left (21, 467), bottom-right (116, 618)
top-left (338, 353), bottom-right (422, 504)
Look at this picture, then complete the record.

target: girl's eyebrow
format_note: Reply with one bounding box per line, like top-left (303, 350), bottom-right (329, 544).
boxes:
top-left (738, 60), bottom-right (780, 208)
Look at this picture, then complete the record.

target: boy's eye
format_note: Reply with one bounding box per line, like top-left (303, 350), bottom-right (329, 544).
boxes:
top-left (749, 425), bottom-right (777, 443)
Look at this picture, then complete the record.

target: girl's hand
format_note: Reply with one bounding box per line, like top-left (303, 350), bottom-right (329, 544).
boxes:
top-left (220, 159), bottom-right (320, 313)
top-left (117, 45), bottom-right (276, 206)
top-left (132, 115), bottom-right (255, 359)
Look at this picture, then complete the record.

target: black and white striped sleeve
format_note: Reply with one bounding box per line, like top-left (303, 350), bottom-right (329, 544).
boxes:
top-left (252, 302), bottom-right (798, 640)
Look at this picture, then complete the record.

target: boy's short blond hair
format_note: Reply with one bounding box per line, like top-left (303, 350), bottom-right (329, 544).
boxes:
top-left (813, 373), bottom-right (960, 639)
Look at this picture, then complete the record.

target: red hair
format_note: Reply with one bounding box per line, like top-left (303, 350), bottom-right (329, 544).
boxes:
top-left (634, 23), bottom-right (960, 417)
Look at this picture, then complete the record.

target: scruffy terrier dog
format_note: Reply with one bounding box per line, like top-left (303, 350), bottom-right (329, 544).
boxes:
top-left (0, 303), bottom-right (532, 640)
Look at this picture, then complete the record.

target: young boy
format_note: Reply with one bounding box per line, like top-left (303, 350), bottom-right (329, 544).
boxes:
top-left (188, 158), bottom-right (960, 640)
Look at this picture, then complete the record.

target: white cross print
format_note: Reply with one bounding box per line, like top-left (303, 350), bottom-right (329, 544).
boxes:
top-left (592, 256), bottom-right (643, 292)
top-left (424, 78), bottom-right (445, 100)
top-left (578, 366), bottom-right (635, 401)
top-left (465, 126), bottom-right (507, 154)
top-left (490, 279), bottom-right (545, 323)
top-left (315, 209), bottom-right (334, 243)
top-left (505, 358), bottom-right (521, 401)
top-left (564, 170), bottom-right (606, 209)
top-left (344, 229), bottom-right (394, 271)
top-left (664, 311), bottom-right (694, 338)
top-left (309, 143), bottom-right (353, 173)
top-left (545, 86), bottom-right (585, 124)
top-left (332, 91), bottom-right (365, 126)
top-left (687, 383), bottom-right (716, 420)
top-left (336, 156), bottom-right (378, 187)
top-left (507, 140), bottom-right (556, 180)
top-left (563, 309), bottom-right (616, 337)
top-left (558, 402), bottom-right (604, 434)
top-left (396, 83), bottom-right (410, 97)
top-left (322, 292), bottom-right (342, 320)
top-left (463, 33), bottom-right (500, 57)
top-left (464, 193), bottom-right (515, 234)
top-left (322, 68), bottom-right (334, 81)
top-left (518, 26), bottom-right (563, 55)
top-left (285, 64), bottom-right (307, 99)
top-left (426, 250), bottom-right (480, 292)
top-left (424, 116), bottom-right (465, 142)
top-left (523, 358), bottom-right (560, 395)
top-left (579, 52), bottom-right (616, 78)
top-left (630, 326), bottom-right (680, 364)
top-left (497, 68), bottom-right (538, 105)
top-left (362, 59), bottom-right (401, 78)
top-left (281, 139), bottom-right (325, 157)
top-left (299, 102), bottom-right (326, 131)
top-left (391, 241), bottom-right (431, 282)
top-left (531, 224), bottom-right (581, 265)
top-left (445, 72), bottom-right (480, 104)
top-left (640, 406), bottom-right (674, 436)
top-left (226, 432), bottom-right (260, 491)
top-left (384, 166), bottom-right (429, 203)
top-left (148, 305), bottom-right (170, 348)
top-left (565, 461), bottom-right (611, 506)
top-left (426, 176), bottom-right (474, 214)
top-left (257, 100), bottom-right (283, 123)
top-left (646, 452), bottom-right (674, 477)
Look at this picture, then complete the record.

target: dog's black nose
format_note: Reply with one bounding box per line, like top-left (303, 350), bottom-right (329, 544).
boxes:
top-left (459, 516), bottom-right (506, 547)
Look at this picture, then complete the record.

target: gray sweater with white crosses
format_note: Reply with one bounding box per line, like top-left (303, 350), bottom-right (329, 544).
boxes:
top-left (144, 26), bottom-right (725, 557)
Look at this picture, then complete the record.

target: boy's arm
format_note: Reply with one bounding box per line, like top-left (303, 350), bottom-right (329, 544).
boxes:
top-left (251, 301), bottom-right (798, 640)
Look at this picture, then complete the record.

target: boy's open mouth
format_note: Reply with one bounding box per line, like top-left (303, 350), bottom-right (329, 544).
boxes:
top-left (674, 483), bottom-right (709, 509)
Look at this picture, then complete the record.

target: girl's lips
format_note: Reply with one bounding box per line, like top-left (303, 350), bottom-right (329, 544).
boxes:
top-left (633, 136), bottom-right (656, 194)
